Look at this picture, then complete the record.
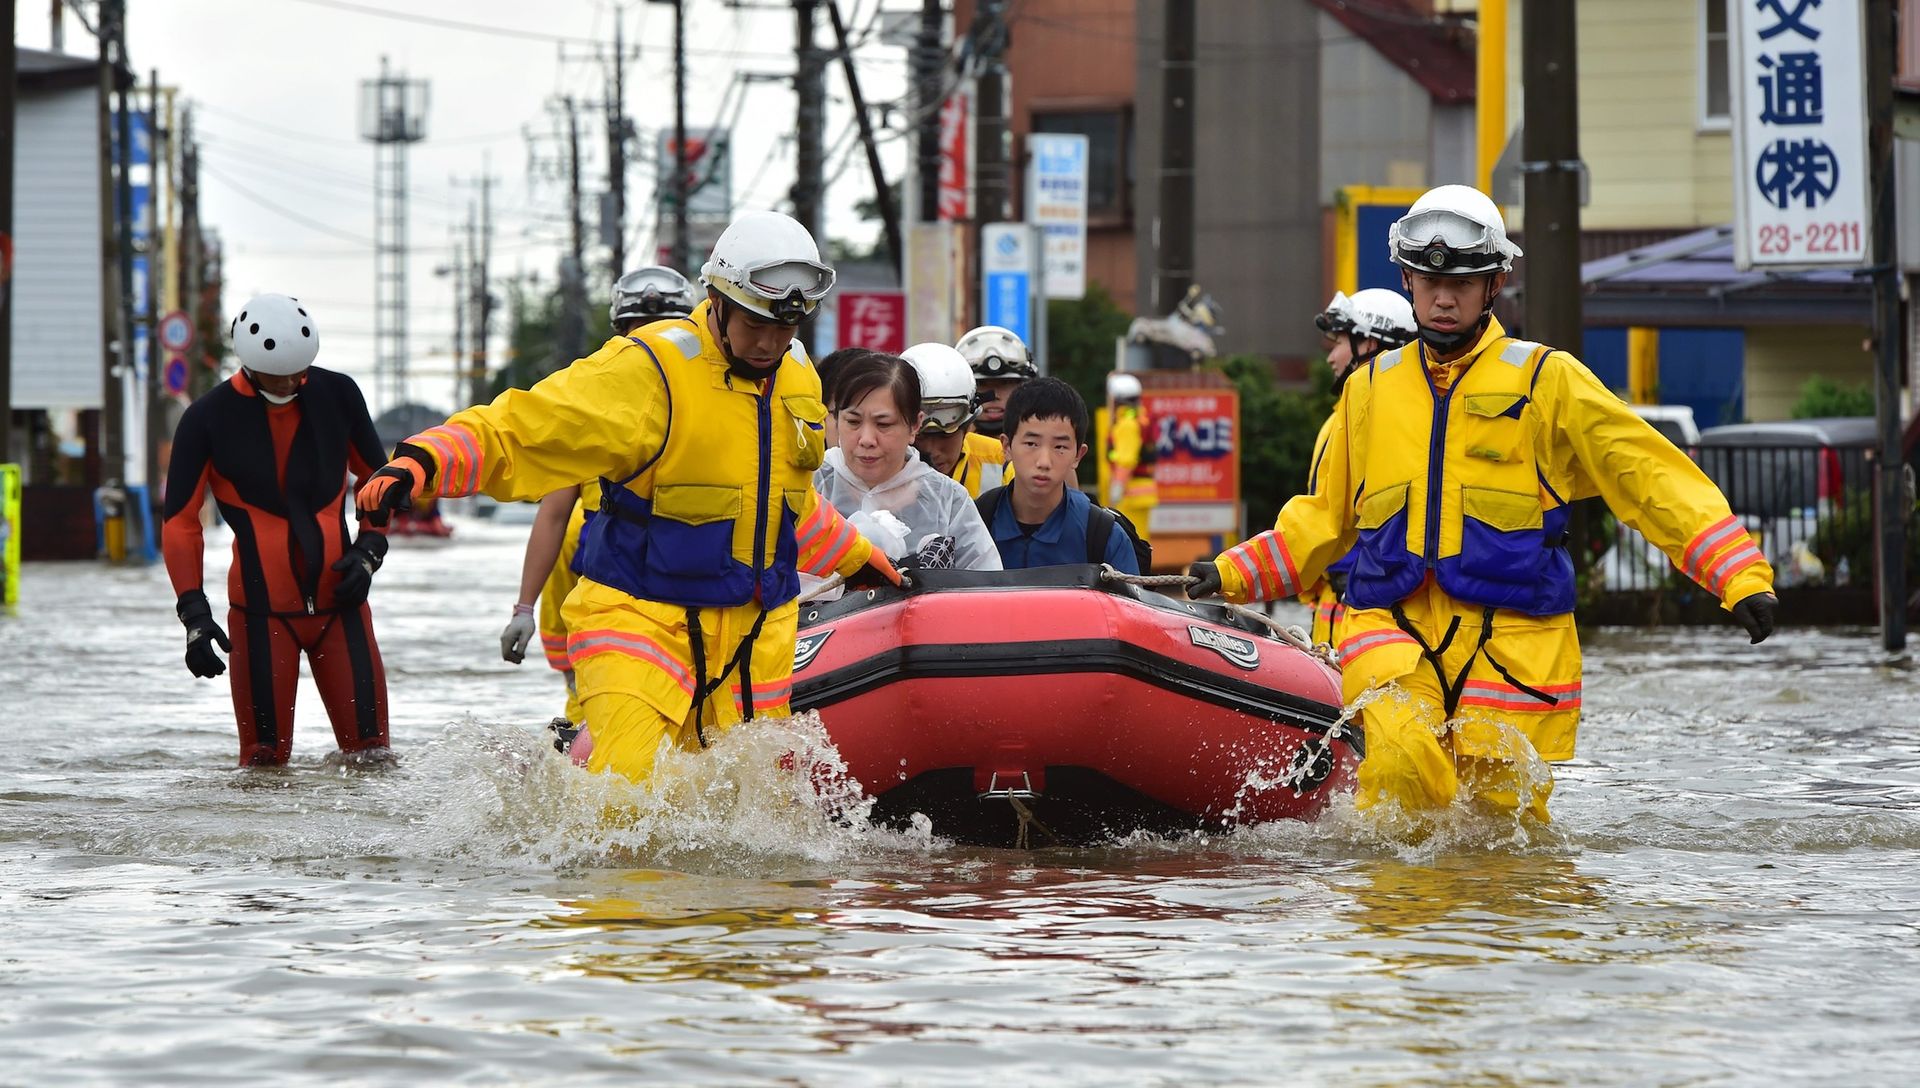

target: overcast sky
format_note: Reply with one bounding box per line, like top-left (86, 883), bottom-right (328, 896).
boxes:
top-left (18, 0), bottom-right (912, 416)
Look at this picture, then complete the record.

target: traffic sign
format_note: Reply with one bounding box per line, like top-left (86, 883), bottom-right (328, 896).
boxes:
top-left (980, 223), bottom-right (1032, 347)
top-left (164, 357), bottom-right (189, 396)
top-left (158, 310), bottom-right (193, 353)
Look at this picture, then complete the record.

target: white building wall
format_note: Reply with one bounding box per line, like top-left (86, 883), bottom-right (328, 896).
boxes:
top-left (13, 84), bottom-right (105, 411)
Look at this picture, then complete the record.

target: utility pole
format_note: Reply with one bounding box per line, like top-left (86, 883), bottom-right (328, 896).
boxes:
top-left (445, 228), bottom-right (466, 410)
top-left (606, 11), bottom-right (629, 279)
top-left (103, 0), bottom-right (134, 508)
top-left (1154, 0), bottom-right (1195, 316)
top-left (460, 168), bottom-right (495, 408)
top-left (792, 0), bottom-right (825, 350)
top-left (659, 0), bottom-right (691, 274)
top-left (558, 95), bottom-right (587, 365)
top-left (973, 0), bottom-right (1009, 224)
top-left (1519, 0), bottom-right (1581, 353)
top-left (49, 0), bottom-right (61, 53)
top-left (915, 0), bottom-right (942, 223)
top-left (827, 0), bottom-right (901, 276)
top-left (2, 0), bottom-right (17, 465)
top-left (1866, 0), bottom-right (1905, 651)
top-left (144, 68), bottom-right (164, 505)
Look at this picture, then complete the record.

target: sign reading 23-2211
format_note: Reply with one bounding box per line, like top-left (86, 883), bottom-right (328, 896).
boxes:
top-left (1730, 0), bottom-right (1870, 269)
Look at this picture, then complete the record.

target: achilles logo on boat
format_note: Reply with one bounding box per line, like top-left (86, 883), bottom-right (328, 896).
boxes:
top-left (1188, 625), bottom-right (1260, 670)
top-left (793, 630), bottom-right (834, 672)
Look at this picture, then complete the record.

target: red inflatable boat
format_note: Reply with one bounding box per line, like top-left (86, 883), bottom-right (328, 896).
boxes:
top-left (791, 566), bottom-right (1360, 847)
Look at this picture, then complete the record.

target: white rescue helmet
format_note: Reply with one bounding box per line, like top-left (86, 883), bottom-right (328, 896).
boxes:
top-left (1388, 184), bottom-right (1523, 276)
top-left (611, 266), bottom-right (696, 323)
top-left (1315, 289), bottom-right (1418, 347)
top-left (901, 342), bottom-right (977, 434)
top-left (231, 294), bottom-right (319, 376)
top-left (700, 210), bottom-right (836, 326)
top-left (955, 324), bottom-right (1037, 381)
top-left (1107, 372), bottom-right (1143, 401)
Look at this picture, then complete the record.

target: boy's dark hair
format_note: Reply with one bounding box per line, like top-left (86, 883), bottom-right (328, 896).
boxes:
top-left (833, 353), bottom-right (922, 423)
top-left (1002, 376), bottom-right (1089, 446)
top-left (816, 347), bottom-right (882, 409)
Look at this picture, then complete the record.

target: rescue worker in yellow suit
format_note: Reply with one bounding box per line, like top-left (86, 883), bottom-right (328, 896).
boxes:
top-left (1104, 373), bottom-right (1157, 544)
top-left (1186, 185), bottom-right (1779, 822)
top-left (1302, 288), bottom-right (1419, 647)
top-left (952, 325), bottom-right (1034, 497)
top-left (498, 266), bottom-right (698, 743)
top-left (359, 211), bottom-right (900, 782)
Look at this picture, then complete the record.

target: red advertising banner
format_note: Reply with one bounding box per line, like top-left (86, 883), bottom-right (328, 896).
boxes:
top-left (835, 290), bottom-right (907, 354)
top-left (937, 92), bottom-right (969, 222)
top-left (1144, 389), bottom-right (1239, 506)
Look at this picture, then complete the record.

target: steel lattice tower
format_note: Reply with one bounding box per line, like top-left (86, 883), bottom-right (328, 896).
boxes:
top-left (359, 58), bottom-right (428, 413)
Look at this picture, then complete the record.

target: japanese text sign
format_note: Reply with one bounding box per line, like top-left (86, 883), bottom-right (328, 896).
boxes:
top-left (1027, 133), bottom-right (1089, 300)
top-left (1731, 0), bottom-right (1870, 269)
top-left (835, 290), bottom-right (907, 355)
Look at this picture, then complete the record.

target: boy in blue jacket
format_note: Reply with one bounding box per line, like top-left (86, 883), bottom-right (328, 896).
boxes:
top-left (976, 378), bottom-right (1142, 574)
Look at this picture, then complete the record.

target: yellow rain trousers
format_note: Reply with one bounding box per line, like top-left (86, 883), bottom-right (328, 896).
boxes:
top-left (1212, 316), bottom-right (1774, 819)
top-left (405, 304), bottom-right (874, 783)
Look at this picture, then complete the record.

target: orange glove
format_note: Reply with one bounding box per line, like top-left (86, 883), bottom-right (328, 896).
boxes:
top-left (356, 450), bottom-right (430, 528)
top-left (865, 548), bottom-right (903, 587)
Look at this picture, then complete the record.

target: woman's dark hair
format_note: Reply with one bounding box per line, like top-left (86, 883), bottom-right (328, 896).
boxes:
top-left (833, 353), bottom-right (922, 423)
top-left (817, 347), bottom-right (883, 409)
top-left (1002, 377), bottom-right (1089, 444)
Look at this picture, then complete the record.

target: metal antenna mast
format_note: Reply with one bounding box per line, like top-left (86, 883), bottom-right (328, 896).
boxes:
top-left (358, 58), bottom-right (429, 412)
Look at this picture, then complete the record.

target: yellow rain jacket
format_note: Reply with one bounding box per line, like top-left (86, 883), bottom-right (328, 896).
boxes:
top-left (405, 308), bottom-right (876, 781)
top-left (951, 430), bottom-right (1009, 499)
top-left (1107, 404), bottom-right (1158, 542)
top-left (1300, 414), bottom-right (1352, 648)
top-left (1210, 316), bottom-right (1773, 818)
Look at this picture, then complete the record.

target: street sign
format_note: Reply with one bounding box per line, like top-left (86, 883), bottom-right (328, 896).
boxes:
top-left (158, 310), bottom-right (192, 353)
top-left (164, 357), bottom-right (189, 396)
top-left (980, 223), bottom-right (1032, 347)
top-left (1730, 0), bottom-right (1870, 270)
top-left (835, 290), bottom-right (907, 354)
top-left (1027, 133), bottom-right (1089, 300)
top-left (938, 92), bottom-right (970, 222)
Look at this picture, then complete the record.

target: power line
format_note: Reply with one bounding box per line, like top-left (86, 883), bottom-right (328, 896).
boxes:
top-left (200, 162), bottom-right (378, 246)
top-left (280, 0), bottom-right (793, 61)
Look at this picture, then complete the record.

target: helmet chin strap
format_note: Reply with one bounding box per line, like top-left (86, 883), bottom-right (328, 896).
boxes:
top-left (245, 368), bottom-right (301, 404)
top-left (1331, 334), bottom-right (1390, 396)
top-left (709, 290), bottom-right (786, 382)
top-left (1414, 280), bottom-right (1500, 357)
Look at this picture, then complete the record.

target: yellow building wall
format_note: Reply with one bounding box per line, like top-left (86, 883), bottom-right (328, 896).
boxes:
top-left (1743, 325), bottom-right (1876, 422)
top-left (1504, 0), bottom-right (1734, 230)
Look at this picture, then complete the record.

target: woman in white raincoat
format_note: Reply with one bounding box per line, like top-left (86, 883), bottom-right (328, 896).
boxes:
top-left (814, 352), bottom-right (1002, 572)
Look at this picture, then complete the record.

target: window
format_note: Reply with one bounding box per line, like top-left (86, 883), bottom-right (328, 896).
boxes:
top-left (1701, 0), bottom-right (1730, 128)
top-left (1031, 108), bottom-right (1132, 225)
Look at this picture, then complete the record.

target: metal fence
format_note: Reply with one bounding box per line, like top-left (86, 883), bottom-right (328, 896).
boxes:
top-left (1590, 442), bottom-right (1877, 594)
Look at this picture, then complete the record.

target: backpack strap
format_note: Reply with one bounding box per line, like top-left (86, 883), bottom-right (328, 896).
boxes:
top-left (974, 486), bottom-right (1006, 531)
top-left (1085, 502), bottom-right (1117, 565)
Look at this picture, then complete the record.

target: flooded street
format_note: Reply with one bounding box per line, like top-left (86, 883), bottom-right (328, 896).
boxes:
top-left (4, 519), bottom-right (1918, 1085)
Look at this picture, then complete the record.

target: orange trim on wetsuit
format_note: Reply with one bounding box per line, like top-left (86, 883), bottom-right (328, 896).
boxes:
top-left (163, 368), bottom-right (392, 764)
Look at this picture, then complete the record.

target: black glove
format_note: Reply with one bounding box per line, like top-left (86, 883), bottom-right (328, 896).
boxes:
top-left (1732, 591), bottom-right (1778, 645)
top-left (176, 589), bottom-right (231, 679)
top-left (1186, 560), bottom-right (1224, 600)
top-left (330, 533), bottom-right (388, 608)
top-left (355, 443), bottom-right (434, 528)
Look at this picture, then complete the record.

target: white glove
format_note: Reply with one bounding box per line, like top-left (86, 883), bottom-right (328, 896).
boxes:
top-left (500, 605), bottom-right (536, 664)
top-left (848, 509), bottom-right (910, 559)
top-left (1106, 480), bottom-right (1125, 506)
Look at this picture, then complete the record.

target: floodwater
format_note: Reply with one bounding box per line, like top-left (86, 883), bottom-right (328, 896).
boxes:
top-left (4, 519), bottom-right (1918, 1085)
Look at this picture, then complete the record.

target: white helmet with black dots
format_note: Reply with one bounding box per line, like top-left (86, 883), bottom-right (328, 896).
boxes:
top-left (231, 294), bottom-right (319, 375)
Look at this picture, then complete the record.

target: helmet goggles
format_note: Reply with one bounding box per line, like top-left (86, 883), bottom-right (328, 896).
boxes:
top-left (917, 398), bottom-right (976, 435)
top-left (1389, 208), bottom-right (1510, 276)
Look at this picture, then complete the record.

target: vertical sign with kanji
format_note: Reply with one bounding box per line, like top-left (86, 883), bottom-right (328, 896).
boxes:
top-left (1731, 0), bottom-right (1870, 269)
top-left (835, 290), bottom-right (907, 355)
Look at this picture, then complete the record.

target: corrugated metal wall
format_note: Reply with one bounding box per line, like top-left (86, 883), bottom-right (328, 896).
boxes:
top-left (13, 84), bottom-right (105, 411)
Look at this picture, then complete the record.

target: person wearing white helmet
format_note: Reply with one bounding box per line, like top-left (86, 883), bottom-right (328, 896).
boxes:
top-left (1103, 371), bottom-right (1157, 545)
top-left (815, 351), bottom-right (1001, 574)
top-left (901, 342), bottom-right (990, 493)
top-left (951, 326), bottom-right (1028, 497)
top-left (1299, 288), bottom-right (1419, 646)
top-left (955, 324), bottom-right (1036, 439)
top-left (500, 266), bottom-right (702, 749)
top-left (1188, 184), bottom-right (1778, 826)
top-left (161, 294), bottom-right (395, 766)
top-left (359, 210), bottom-right (900, 784)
